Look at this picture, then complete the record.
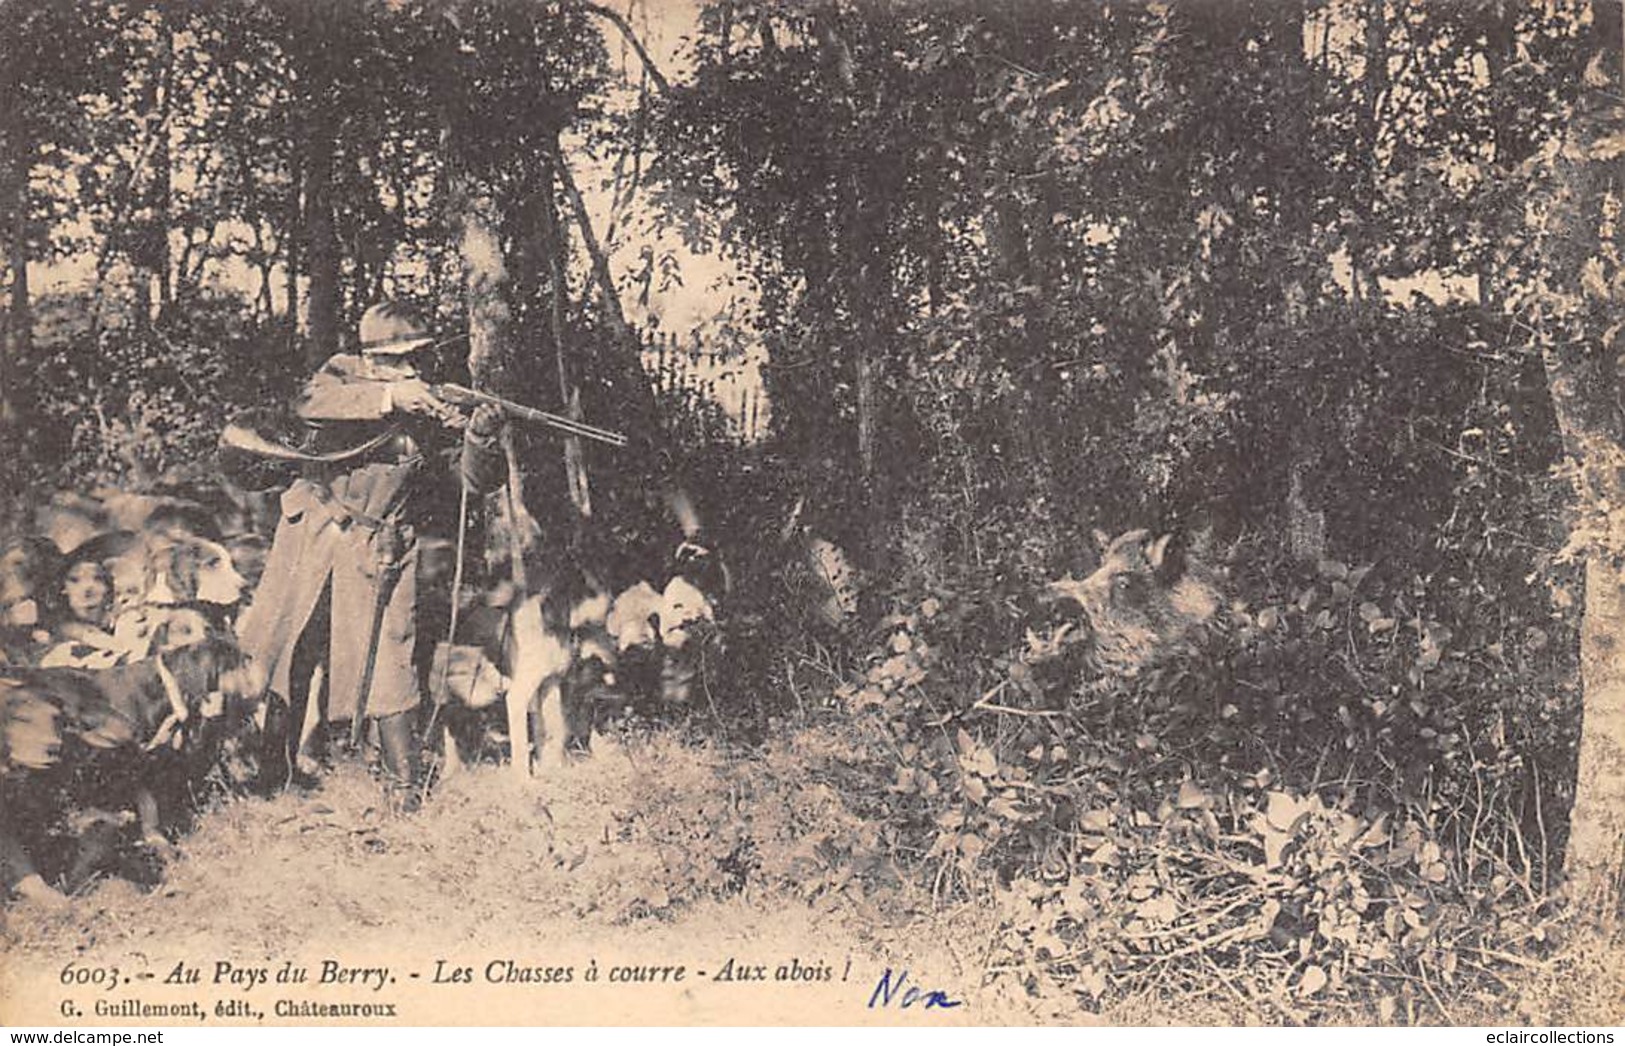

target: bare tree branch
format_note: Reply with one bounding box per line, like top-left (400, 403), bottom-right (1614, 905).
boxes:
top-left (550, 137), bottom-right (636, 349)
top-left (574, 1), bottom-right (670, 93)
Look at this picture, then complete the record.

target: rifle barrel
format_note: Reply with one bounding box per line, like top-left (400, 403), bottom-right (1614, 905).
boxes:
top-left (437, 385), bottom-right (627, 447)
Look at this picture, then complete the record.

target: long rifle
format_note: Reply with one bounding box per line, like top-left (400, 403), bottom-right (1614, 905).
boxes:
top-left (432, 383), bottom-right (627, 448)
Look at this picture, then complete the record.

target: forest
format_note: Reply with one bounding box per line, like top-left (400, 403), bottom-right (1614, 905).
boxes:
top-left (2, 0), bottom-right (1625, 1027)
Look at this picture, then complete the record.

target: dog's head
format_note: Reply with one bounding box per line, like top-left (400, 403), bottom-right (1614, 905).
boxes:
top-left (144, 535), bottom-right (248, 608)
top-left (147, 634), bottom-right (272, 794)
top-left (607, 581), bottom-right (662, 652)
top-left (166, 635), bottom-right (263, 708)
top-left (656, 576), bottom-right (716, 652)
top-left (430, 642), bottom-right (507, 711)
top-left (0, 678), bottom-right (67, 773)
top-left (223, 535), bottom-right (268, 593)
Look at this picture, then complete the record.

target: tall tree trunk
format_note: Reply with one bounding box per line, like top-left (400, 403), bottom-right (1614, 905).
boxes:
top-left (299, 4), bottom-right (340, 366)
top-left (1544, 0), bottom-right (1625, 916)
top-left (434, 6), bottom-right (539, 575)
top-left (842, 171), bottom-right (878, 495)
top-left (285, 155), bottom-right (302, 353)
top-left (1349, 0), bottom-right (1387, 302)
top-left (821, 11), bottom-right (883, 544)
top-left (1263, 0), bottom-right (1330, 561)
top-left (152, 22), bottom-right (173, 316)
top-left (304, 127), bottom-right (340, 364)
top-left (542, 146), bottom-right (591, 523)
top-left (133, 24), bottom-right (173, 328)
top-left (458, 187), bottom-right (510, 395)
top-left (2, 143), bottom-right (30, 427)
top-left (454, 170), bottom-right (539, 573)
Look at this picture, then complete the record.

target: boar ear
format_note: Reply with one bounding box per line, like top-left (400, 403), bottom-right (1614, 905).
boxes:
top-left (1092, 528), bottom-right (1112, 554)
top-left (1105, 529), bottom-right (1151, 560)
top-left (1148, 533), bottom-right (1186, 582)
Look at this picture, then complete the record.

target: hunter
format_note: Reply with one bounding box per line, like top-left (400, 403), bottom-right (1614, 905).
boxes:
top-left (234, 301), bottom-right (505, 809)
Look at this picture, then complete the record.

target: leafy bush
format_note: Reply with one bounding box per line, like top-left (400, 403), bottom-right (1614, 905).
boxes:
top-left (10, 293), bottom-right (297, 492)
top-left (796, 536), bottom-right (1576, 1019)
top-left (991, 780), bottom-right (1562, 1023)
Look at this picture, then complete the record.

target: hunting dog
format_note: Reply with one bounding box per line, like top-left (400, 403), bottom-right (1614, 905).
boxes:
top-left (432, 557), bottom-right (611, 780)
top-left (432, 543), bottom-right (725, 782)
top-left (1, 627), bottom-right (265, 906)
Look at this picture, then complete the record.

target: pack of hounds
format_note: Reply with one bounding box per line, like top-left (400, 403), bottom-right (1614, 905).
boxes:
top-left (0, 480), bottom-right (732, 910)
top-left (1, 473), bottom-right (1214, 911)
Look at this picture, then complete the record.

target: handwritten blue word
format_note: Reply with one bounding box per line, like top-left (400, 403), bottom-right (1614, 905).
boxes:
top-left (867, 968), bottom-right (963, 1011)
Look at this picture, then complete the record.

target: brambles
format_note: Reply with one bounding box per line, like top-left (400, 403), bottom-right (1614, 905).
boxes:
top-left (813, 533), bottom-right (1575, 1020)
top-left (990, 777), bottom-right (1561, 1023)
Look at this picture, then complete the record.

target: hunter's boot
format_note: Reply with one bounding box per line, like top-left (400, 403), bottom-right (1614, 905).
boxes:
top-left (375, 710), bottom-right (422, 813)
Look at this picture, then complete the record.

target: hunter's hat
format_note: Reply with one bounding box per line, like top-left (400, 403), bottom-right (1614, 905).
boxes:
top-left (359, 301), bottom-right (435, 357)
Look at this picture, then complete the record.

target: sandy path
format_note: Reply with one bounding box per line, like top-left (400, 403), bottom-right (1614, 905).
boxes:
top-left (1, 757), bottom-right (1034, 1026)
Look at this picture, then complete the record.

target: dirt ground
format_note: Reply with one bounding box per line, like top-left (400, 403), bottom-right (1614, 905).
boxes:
top-left (0, 736), bottom-right (1039, 1027)
top-left (2, 732), bottom-right (1621, 1028)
